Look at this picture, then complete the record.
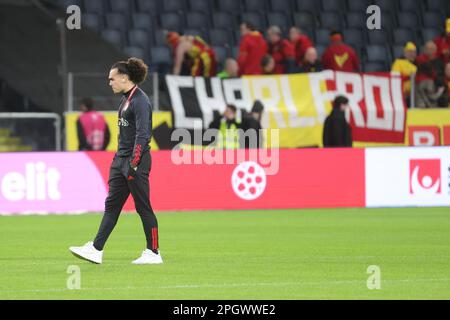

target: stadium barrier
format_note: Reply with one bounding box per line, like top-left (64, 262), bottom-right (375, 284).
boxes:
top-left (64, 108), bottom-right (450, 152)
top-left (1, 147), bottom-right (449, 215)
top-left (354, 109), bottom-right (450, 147)
top-left (66, 72), bottom-right (156, 112)
top-left (0, 113), bottom-right (62, 152)
top-left (64, 111), bottom-right (173, 151)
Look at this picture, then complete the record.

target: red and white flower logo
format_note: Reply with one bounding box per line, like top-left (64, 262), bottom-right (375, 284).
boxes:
top-left (409, 159), bottom-right (441, 195)
top-left (231, 162), bottom-right (266, 200)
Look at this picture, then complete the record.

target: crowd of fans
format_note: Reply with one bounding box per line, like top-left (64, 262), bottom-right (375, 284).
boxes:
top-left (392, 19), bottom-right (450, 107)
top-left (165, 22), bottom-right (358, 76)
top-left (165, 18), bottom-right (450, 108)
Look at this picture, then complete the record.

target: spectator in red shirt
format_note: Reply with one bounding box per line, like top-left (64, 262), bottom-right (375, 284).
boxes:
top-left (415, 61), bottom-right (445, 108)
top-left (416, 41), bottom-right (438, 65)
top-left (321, 31), bottom-right (360, 72)
top-left (237, 22), bottom-right (268, 75)
top-left (416, 41), bottom-right (445, 85)
top-left (267, 26), bottom-right (296, 74)
top-left (289, 26), bottom-right (314, 67)
top-left (434, 18), bottom-right (450, 64)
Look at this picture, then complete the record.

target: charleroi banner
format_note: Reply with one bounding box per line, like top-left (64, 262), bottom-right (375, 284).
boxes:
top-left (166, 71), bottom-right (407, 148)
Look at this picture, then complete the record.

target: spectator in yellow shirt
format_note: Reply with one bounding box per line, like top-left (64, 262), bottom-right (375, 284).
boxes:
top-left (391, 42), bottom-right (418, 106)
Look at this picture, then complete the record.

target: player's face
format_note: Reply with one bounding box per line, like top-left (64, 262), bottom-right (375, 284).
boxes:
top-left (224, 107), bottom-right (236, 120)
top-left (404, 49), bottom-right (417, 61)
top-left (445, 63), bottom-right (450, 78)
top-left (226, 59), bottom-right (239, 76)
top-left (289, 28), bottom-right (298, 42)
top-left (340, 103), bottom-right (350, 112)
top-left (305, 48), bottom-right (317, 63)
top-left (268, 32), bottom-right (279, 44)
top-left (240, 24), bottom-right (248, 36)
top-left (108, 68), bottom-right (127, 94)
top-left (264, 58), bottom-right (275, 73)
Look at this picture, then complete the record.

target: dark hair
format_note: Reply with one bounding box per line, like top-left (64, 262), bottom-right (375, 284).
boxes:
top-left (333, 95), bottom-right (349, 109)
top-left (261, 54), bottom-right (273, 68)
top-left (80, 97), bottom-right (94, 111)
top-left (241, 21), bottom-right (255, 31)
top-left (111, 57), bottom-right (148, 84)
top-left (417, 61), bottom-right (433, 77)
top-left (227, 104), bottom-right (237, 113)
top-left (330, 30), bottom-right (342, 36)
top-left (251, 100), bottom-right (264, 113)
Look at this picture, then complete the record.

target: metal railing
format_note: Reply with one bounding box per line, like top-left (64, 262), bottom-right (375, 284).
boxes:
top-left (67, 71), bottom-right (158, 112)
top-left (410, 73), bottom-right (416, 109)
top-left (0, 113), bottom-right (62, 151)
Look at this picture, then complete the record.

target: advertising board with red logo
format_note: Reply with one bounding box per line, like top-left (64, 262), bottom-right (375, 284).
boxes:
top-left (1, 147), bottom-right (449, 215)
top-left (147, 149), bottom-right (365, 211)
top-left (0, 149), bottom-right (365, 215)
top-left (365, 147), bottom-right (450, 207)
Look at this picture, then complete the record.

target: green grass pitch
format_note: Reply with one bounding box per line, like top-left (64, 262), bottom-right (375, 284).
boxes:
top-left (0, 207), bottom-right (449, 299)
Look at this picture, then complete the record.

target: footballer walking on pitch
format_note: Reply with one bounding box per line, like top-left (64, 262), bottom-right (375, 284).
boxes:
top-left (69, 58), bottom-right (162, 265)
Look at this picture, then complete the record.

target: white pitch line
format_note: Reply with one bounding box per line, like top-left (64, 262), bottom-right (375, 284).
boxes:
top-left (0, 255), bottom-right (449, 266)
top-left (1, 278), bottom-right (450, 294)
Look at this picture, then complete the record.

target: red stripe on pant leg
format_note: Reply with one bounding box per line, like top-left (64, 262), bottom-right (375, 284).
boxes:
top-left (151, 227), bottom-right (158, 250)
top-left (151, 228), bottom-right (155, 250)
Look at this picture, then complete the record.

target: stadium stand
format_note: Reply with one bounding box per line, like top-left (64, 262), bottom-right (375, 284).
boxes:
top-left (82, 13), bottom-right (102, 32)
top-left (244, 0), bottom-right (268, 13)
top-left (367, 29), bottom-right (390, 45)
top-left (188, 0), bottom-right (212, 13)
top-left (131, 13), bottom-right (155, 32)
top-left (128, 29), bottom-right (151, 50)
top-left (0, 0), bottom-right (141, 114)
top-left (270, 0), bottom-right (294, 13)
top-left (162, 0), bottom-right (187, 13)
top-left (186, 11), bottom-right (210, 30)
top-left (209, 28), bottom-right (233, 47)
top-left (109, 0), bottom-right (132, 13)
top-left (347, 0), bottom-right (370, 12)
top-left (267, 12), bottom-right (293, 33)
top-left (293, 12), bottom-right (316, 29)
top-left (212, 12), bottom-right (237, 29)
top-left (47, 0), bottom-right (449, 75)
top-left (135, 0), bottom-right (159, 15)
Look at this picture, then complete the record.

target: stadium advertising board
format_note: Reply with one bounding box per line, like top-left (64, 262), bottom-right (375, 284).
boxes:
top-left (3, 147), bottom-right (450, 215)
top-left (0, 152), bottom-right (107, 214)
top-left (147, 148), bottom-right (365, 211)
top-left (0, 149), bottom-right (364, 214)
top-left (64, 105), bottom-right (450, 151)
top-left (64, 111), bottom-right (173, 151)
top-left (365, 147), bottom-right (450, 207)
top-left (405, 109), bottom-right (450, 147)
top-left (166, 71), bottom-right (406, 148)
top-left (353, 109), bottom-right (450, 147)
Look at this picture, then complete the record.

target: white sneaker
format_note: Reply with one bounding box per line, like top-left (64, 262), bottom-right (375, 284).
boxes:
top-left (132, 249), bottom-right (163, 265)
top-left (69, 241), bottom-right (103, 264)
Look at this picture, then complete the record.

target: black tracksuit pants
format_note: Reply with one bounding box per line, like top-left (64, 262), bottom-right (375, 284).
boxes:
top-left (93, 151), bottom-right (159, 252)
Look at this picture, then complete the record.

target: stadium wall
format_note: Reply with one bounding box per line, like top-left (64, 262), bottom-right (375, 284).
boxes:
top-left (1, 147), bottom-right (449, 215)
